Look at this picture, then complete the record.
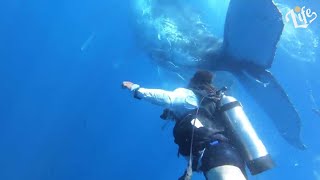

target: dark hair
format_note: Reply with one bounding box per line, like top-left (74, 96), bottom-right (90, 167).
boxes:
top-left (188, 70), bottom-right (217, 95)
top-left (189, 70), bottom-right (213, 86)
top-left (188, 70), bottom-right (219, 104)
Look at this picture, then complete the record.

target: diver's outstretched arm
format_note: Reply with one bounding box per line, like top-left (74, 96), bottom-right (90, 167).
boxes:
top-left (122, 81), bottom-right (197, 109)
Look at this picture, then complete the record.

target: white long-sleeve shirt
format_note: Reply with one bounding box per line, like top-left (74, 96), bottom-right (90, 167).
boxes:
top-left (131, 84), bottom-right (199, 119)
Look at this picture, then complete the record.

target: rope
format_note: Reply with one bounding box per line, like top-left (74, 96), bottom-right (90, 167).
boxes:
top-left (184, 96), bottom-right (205, 180)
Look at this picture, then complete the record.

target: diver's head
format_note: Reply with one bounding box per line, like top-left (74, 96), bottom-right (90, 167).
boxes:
top-left (188, 70), bottom-right (217, 93)
top-left (188, 70), bottom-right (217, 98)
top-left (189, 70), bottom-right (214, 87)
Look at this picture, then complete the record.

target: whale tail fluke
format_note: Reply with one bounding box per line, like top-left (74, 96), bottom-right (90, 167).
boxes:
top-left (223, 0), bottom-right (305, 149)
top-left (234, 69), bottom-right (306, 150)
top-left (223, 0), bottom-right (284, 69)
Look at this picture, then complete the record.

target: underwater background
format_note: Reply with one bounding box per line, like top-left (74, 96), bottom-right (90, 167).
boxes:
top-left (0, 0), bottom-right (319, 180)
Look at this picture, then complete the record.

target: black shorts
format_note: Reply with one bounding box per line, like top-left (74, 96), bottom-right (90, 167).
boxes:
top-left (200, 141), bottom-right (246, 176)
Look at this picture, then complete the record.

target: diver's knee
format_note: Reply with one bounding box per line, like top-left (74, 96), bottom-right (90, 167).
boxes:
top-left (204, 165), bottom-right (246, 180)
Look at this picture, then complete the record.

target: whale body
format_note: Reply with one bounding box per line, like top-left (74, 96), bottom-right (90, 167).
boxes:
top-left (132, 0), bottom-right (305, 149)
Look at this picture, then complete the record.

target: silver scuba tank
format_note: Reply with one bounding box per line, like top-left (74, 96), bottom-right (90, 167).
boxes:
top-left (218, 94), bottom-right (275, 175)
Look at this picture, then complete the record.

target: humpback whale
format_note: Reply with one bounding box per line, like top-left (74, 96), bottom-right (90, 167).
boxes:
top-left (132, 0), bottom-right (306, 149)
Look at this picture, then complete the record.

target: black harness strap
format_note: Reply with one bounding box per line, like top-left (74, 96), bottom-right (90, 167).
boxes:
top-left (219, 101), bottom-right (242, 112)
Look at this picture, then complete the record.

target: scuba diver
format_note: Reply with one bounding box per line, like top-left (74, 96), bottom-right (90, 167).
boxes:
top-left (122, 70), bottom-right (274, 180)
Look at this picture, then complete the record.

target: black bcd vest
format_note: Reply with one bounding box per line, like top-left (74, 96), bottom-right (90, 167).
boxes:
top-left (172, 88), bottom-right (228, 156)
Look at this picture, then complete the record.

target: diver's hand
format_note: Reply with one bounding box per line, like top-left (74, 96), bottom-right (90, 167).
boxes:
top-left (122, 81), bottom-right (134, 90)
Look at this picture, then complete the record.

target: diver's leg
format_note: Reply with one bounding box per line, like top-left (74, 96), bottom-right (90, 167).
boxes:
top-left (201, 141), bottom-right (247, 180)
top-left (205, 165), bottom-right (246, 180)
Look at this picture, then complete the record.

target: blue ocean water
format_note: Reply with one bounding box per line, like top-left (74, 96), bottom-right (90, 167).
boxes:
top-left (0, 0), bottom-right (319, 180)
